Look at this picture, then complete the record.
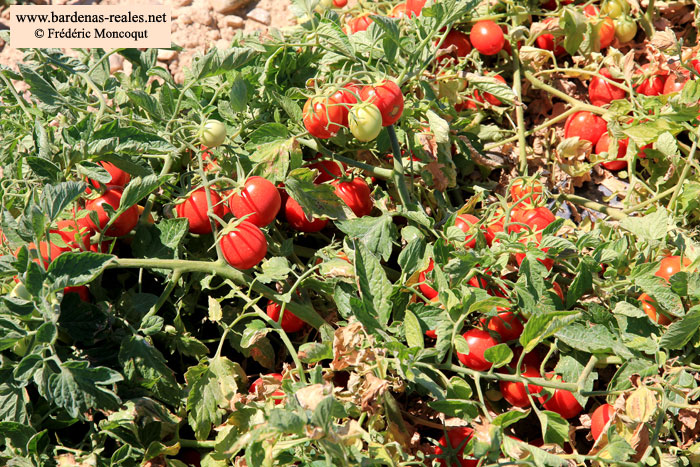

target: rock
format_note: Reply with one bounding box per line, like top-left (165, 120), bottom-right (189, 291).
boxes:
top-left (172, 0), bottom-right (193, 6)
top-left (209, 0), bottom-right (252, 15)
top-left (222, 15), bottom-right (244, 29)
top-left (247, 8), bottom-right (271, 26)
top-left (179, 13), bottom-right (193, 25)
top-left (191, 8), bottom-right (213, 26)
top-left (109, 54), bottom-right (124, 74)
top-left (157, 49), bottom-right (178, 61)
top-left (207, 29), bottom-right (221, 41)
top-left (215, 39), bottom-right (230, 50)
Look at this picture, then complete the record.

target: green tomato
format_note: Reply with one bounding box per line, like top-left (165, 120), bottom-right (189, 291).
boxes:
top-left (349, 103), bottom-right (382, 142)
top-left (314, 0), bottom-right (333, 13)
top-left (614, 16), bottom-right (637, 43)
top-left (601, 0), bottom-right (629, 19)
top-left (199, 119), bottom-right (226, 148)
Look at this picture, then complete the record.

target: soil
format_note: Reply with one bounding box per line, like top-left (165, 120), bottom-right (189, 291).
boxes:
top-left (0, 0), bottom-right (294, 83)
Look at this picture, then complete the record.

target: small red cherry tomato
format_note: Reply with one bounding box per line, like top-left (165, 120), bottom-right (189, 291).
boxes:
top-left (469, 20), bottom-right (505, 56)
top-left (359, 80), bottom-right (404, 126)
top-left (539, 373), bottom-right (583, 419)
top-left (332, 177), bottom-right (373, 217)
top-left (595, 132), bottom-right (629, 171)
top-left (249, 373), bottom-right (285, 405)
top-left (176, 187), bottom-right (225, 235)
top-left (564, 111), bottom-right (607, 145)
top-left (454, 213), bottom-right (479, 248)
top-left (639, 293), bottom-right (672, 325)
top-left (434, 426), bottom-right (477, 467)
top-left (220, 221), bottom-right (267, 270)
top-left (655, 255), bottom-right (692, 282)
top-left (589, 68), bottom-right (626, 106)
top-left (285, 197), bottom-right (328, 232)
top-left (590, 403), bottom-right (614, 441)
top-left (456, 328), bottom-right (499, 371)
top-left (418, 258), bottom-right (439, 300)
top-left (84, 187), bottom-right (140, 237)
top-left (229, 177), bottom-right (281, 228)
top-left (480, 310), bottom-right (524, 342)
top-left (303, 95), bottom-right (344, 139)
top-left (267, 300), bottom-right (305, 333)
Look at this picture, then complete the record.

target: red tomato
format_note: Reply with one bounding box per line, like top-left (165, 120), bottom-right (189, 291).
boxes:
top-left (589, 68), bottom-right (626, 106)
top-left (303, 95), bottom-right (344, 139)
top-left (359, 81), bottom-right (404, 126)
top-left (469, 20), bottom-right (505, 56)
top-left (552, 282), bottom-right (565, 302)
top-left (595, 132), bottom-right (628, 171)
top-left (541, 0), bottom-right (573, 9)
top-left (500, 364), bottom-right (542, 408)
top-left (436, 29), bottom-right (472, 64)
top-left (484, 208), bottom-right (506, 246)
top-left (480, 310), bottom-right (524, 341)
top-left (564, 111), bottom-right (607, 145)
top-left (332, 178), bottom-right (373, 217)
top-left (418, 258), bottom-right (438, 300)
top-left (456, 329), bottom-right (499, 371)
top-left (473, 74), bottom-right (506, 106)
top-left (510, 207), bottom-right (556, 233)
top-left (663, 71), bottom-right (690, 95)
top-left (176, 187), bottom-right (225, 235)
top-left (306, 159), bottom-right (347, 184)
top-left (332, 83), bottom-right (360, 127)
top-left (285, 197), bottom-right (328, 232)
top-left (535, 18), bottom-right (566, 56)
top-left (435, 427), bottom-right (477, 467)
top-left (249, 373), bottom-right (284, 405)
top-left (84, 187), bottom-right (139, 237)
top-left (347, 14), bottom-right (373, 34)
top-left (220, 220), bottom-right (267, 270)
top-left (332, 0), bottom-right (347, 7)
top-left (635, 64), bottom-right (667, 96)
top-left (390, 0), bottom-right (425, 17)
top-left (639, 293), bottom-right (672, 325)
top-left (590, 403), bottom-right (614, 441)
top-left (90, 161), bottom-right (131, 188)
top-left (510, 178), bottom-right (544, 205)
top-left (539, 373), bottom-right (583, 419)
top-left (656, 255), bottom-right (692, 282)
top-left (229, 177), bottom-right (281, 227)
top-left (52, 219), bottom-right (92, 256)
top-left (583, 6), bottom-right (615, 49)
top-left (454, 213), bottom-right (479, 248)
top-left (515, 236), bottom-right (554, 271)
top-left (64, 285), bottom-right (90, 302)
top-left (267, 300), bottom-right (305, 333)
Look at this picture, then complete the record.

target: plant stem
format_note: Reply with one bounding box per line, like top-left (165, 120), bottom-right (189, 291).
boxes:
top-left (524, 71), bottom-right (605, 115)
top-left (483, 107), bottom-right (578, 152)
top-left (556, 193), bottom-right (627, 221)
top-left (109, 258), bottom-right (326, 329)
top-left (510, 28), bottom-right (528, 175)
top-left (668, 127), bottom-right (700, 215)
top-left (387, 124), bottom-right (414, 208)
top-left (622, 186), bottom-right (676, 214)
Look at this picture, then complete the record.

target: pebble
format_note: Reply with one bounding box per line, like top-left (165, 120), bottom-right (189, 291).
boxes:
top-left (209, 0), bottom-right (252, 15)
top-left (191, 8), bottom-right (213, 26)
top-left (157, 49), bottom-right (178, 61)
top-left (222, 15), bottom-right (244, 29)
top-left (246, 7), bottom-right (271, 26)
top-left (172, 0), bottom-right (193, 6)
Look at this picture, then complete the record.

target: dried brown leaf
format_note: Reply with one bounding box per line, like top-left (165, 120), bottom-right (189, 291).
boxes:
top-left (360, 374), bottom-right (390, 412)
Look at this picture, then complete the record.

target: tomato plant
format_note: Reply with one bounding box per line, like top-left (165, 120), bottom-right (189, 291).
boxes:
top-left (456, 329), bottom-right (499, 371)
top-left (359, 80), bottom-right (404, 126)
top-left (588, 68), bottom-right (626, 106)
top-left (285, 196), bottom-right (328, 232)
top-left (434, 427), bottom-right (477, 467)
top-left (348, 103), bottom-right (383, 142)
top-left (590, 403), bottom-right (614, 441)
top-left (83, 187), bottom-right (140, 237)
top-left (564, 111), bottom-right (607, 145)
top-left (332, 177), bottom-right (373, 217)
top-left (267, 300), bottom-right (305, 333)
top-left (303, 95), bottom-right (344, 139)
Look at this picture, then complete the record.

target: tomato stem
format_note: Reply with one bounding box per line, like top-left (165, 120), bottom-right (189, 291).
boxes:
top-left (555, 193), bottom-right (627, 221)
top-left (524, 71), bottom-right (605, 115)
top-left (386, 124), bottom-right (414, 209)
top-left (668, 127), bottom-right (700, 215)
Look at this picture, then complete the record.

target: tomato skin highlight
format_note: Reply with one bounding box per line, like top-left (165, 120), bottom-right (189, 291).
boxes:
top-left (589, 68), bottom-right (626, 106)
top-left (590, 403), bottom-right (614, 441)
top-left (285, 197), bottom-right (328, 232)
top-left (267, 300), bottom-right (305, 333)
top-left (229, 177), bottom-right (281, 228)
top-left (176, 187), bottom-right (225, 235)
top-left (220, 220), bottom-right (267, 270)
top-left (435, 426), bottom-right (477, 467)
top-left (510, 206), bottom-right (556, 234)
top-left (564, 111), bottom-right (607, 145)
top-left (359, 81), bottom-right (404, 126)
top-left (456, 329), bottom-right (499, 371)
top-left (656, 255), bottom-right (691, 282)
top-left (332, 0), bottom-right (347, 7)
top-left (348, 103), bottom-right (383, 142)
top-left (332, 178), bottom-right (373, 217)
top-left (454, 213), bottom-right (479, 248)
top-left (470, 20), bottom-right (505, 56)
top-left (84, 187), bottom-right (140, 237)
top-left (535, 18), bottom-right (566, 56)
top-left (303, 95), bottom-right (344, 139)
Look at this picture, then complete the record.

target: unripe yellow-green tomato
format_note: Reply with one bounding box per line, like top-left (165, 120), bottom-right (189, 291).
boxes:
top-left (614, 16), bottom-right (637, 43)
top-left (314, 0), bottom-right (333, 14)
top-left (601, 0), bottom-right (629, 19)
top-left (199, 119), bottom-right (226, 148)
top-left (349, 103), bottom-right (383, 142)
top-left (11, 282), bottom-right (31, 300)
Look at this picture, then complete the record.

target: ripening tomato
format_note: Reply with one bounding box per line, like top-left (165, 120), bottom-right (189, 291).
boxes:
top-left (601, 0), bottom-right (629, 18)
top-left (229, 177), bottom-right (281, 228)
top-left (333, 0), bottom-right (347, 7)
top-left (347, 14), bottom-right (373, 34)
top-left (539, 373), bottom-right (583, 419)
top-left (176, 187), bottom-right (225, 235)
top-left (22, 219), bottom-right (92, 267)
top-left (267, 300), bottom-right (305, 333)
top-left (614, 15), bottom-right (637, 43)
top-left (332, 177), bottom-right (373, 217)
top-left (84, 187), bottom-right (139, 237)
top-left (454, 213), bottom-right (479, 248)
top-left (583, 6), bottom-right (615, 49)
top-left (663, 71), bottom-right (690, 95)
top-left (480, 310), bottom-right (524, 341)
top-left (90, 161), bottom-right (131, 188)
top-left (590, 403), bottom-right (614, 442)
top-left (500, 364), bottom-right (542, 408)
top-left (303, 95), bottom-right (344, 139)
top-left (589, 68), bottom-right (626, 106)
top-left (436, 29), bottom-right (472, 64)
top-left (418, 258), bottom-right (438, 300)
top-left (473, 74), bottom-right (507, 106)
top-left (359, 81), bottom-right (404, 126)
top-left (435, 427), bottom-right (477, 467)
top-left (510, 207), bottom-right (556, 234)
top-left (635, 64), bottom-right (666, 96)
top-left (348, 103), bottom-right (383, 142)
top-left (639, 293), bottom-right (672, 325)
top-left (456, 329), bottom-right (499, 371)
top-left (655, 255), bottom-right (692, 282)
top-left (564, 111), bottom-right (607, 145)
top-left (541, 0), bottom-right (573, 9)
top-left (306, 159), bottom-right (347, 184)
top-left (595, 132), bottom-right (628, 171)
top-left (249, 373), bottom-right (284, 405)
top-left (332, 83), bottom-right (360, 127)
top-left (200, 119), bottom-right (227, 148)
top-left (285, 197), bottom-right (328, 232)
top-left (535, 17), bottom-right (566, 56)
top-left (220, 220), bottom-right (267, 270)
top-left (64, 285), bottom-right (91, 302)
top-left (511, 178), bottom-right (544, 205)
top-left (470, 20), bottom-right (505, 56)
top-left (484, 208), bottom-right (506, 246)
top-left (552, 282), bottom-right (565, 302)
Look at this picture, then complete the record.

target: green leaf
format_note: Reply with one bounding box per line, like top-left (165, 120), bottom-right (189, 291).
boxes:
top-left (0, 422), bottom-right (36, 452)
top-left (185, 356), bottom-right (246, 440)
top-left (118, 335), bottom-right (180, 405)
top-left (229, 74), bottom-right (249, 112)
top-left (132, 218), bottom-right (188, 261)
top-left (120, 175), bottom-right (163, 211)
top-left (397, 238), bottom-right (426, 276)
top-left (483, 343), bottom-right (513, 368)
top-left (566, 258), bottom-right (593, 308)
top-left (335, 214), bottom-right (397, 262)
top-left (354, 241), bottom-right (392, 326)
top-left (404, 309), bottom-right (424, 349)
top-left (45, 252), bottom-right (112, 292)
top-left (536, 410), bottom-right (569, 445)
top-left (492, 410), bottom-right (529, 428)
top-left (0, 378), bottom-right (29, 424)
top-left (40, 182), bottom-right (86, 222)
top-left (427, 399), bottom-right (479, 419)
top-left (659, 307), bottom-right (700, 350)
top-left (619, 208), bottom-right (669, 242)
top-left (298, 342), bottom-right (333, 363)
top-left (247, 125), bottom-right (298, 183)
top-left (519, 310), bottom-right (578, 353)
top-left (425, 110), bottom-right (451, 144)
top-left (47, 360), bottom-right (123, 419)
top-left (560, 8), bottom-right (586, 55)
top-left (285, 169), bottom-right (350, 220)
top-left (26, 157), bottom-right (61, 183)
top-left (555, 322), bottom-right (633, 358)
top-left (268, 408), bottom-right (305, 434)
top-left (555, 353), bottom-right (597, 407)
top-left (256, 257), bottom-right (292, 284)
